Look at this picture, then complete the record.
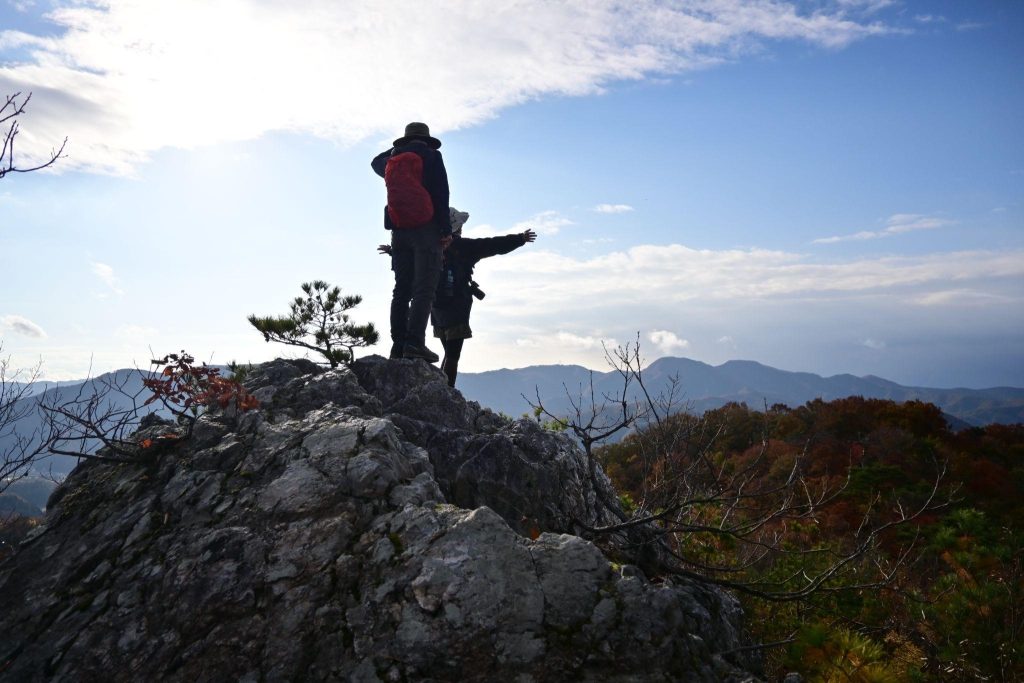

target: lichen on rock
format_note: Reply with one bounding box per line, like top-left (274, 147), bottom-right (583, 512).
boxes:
top-left (0, 357), bottom-right (761, 682)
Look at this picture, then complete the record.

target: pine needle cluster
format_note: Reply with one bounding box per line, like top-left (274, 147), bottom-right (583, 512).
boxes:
top-left (248, 280), bottom-right (379, 367)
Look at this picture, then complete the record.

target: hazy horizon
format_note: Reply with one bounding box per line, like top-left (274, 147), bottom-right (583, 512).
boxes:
top-left (15, 353), bottom-right (1024, 392)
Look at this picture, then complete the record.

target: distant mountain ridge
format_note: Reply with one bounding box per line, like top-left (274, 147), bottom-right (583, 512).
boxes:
top-left (3, 359), bottom-right (1020, 480)
top-left (458, 357), bottom-right (1024, 428)
top-left (0, 369), bottom-right (160, 478)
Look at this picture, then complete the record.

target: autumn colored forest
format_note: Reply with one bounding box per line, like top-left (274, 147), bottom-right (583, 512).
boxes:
top-left (599, 397), bottom-right (1023, 682)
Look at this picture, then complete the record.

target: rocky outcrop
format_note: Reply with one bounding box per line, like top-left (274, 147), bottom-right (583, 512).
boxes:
top-left (0, 357), bottom-right (760, 682)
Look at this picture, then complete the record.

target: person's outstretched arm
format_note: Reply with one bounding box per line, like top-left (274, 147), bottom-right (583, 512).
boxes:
top-left (463, 229), bottom-right (536, 262)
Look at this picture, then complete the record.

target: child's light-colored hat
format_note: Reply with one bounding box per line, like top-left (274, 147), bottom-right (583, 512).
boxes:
top-left (449, 207), bottom-right (470, 234)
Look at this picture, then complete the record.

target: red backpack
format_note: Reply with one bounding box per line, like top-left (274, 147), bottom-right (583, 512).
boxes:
top-left (384, 151), bottom-right (434, 228)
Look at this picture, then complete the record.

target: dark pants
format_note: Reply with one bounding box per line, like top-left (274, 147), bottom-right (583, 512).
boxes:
top-left (390, 226), bottom-right (442, 347)
top-left (440, 338), bottom-right (464, 386)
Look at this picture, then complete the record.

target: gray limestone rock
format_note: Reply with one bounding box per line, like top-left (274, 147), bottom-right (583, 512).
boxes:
top-left (0, 357), bottom-right (761, 682)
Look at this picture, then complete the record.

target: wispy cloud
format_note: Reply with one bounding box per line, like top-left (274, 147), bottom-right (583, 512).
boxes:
top-left (0, 1), bottom-right (896, 175)
top-left (514, 211), bottom-right (573, 237)
top-left (813, 213), bottom-right (951, 244)
top-left (914, 14), bottom-right (946, 24)
top-left (555, 331), bottom-right (618, 351)
top-left (114, 324), bottom-right (156, 341)
top-left (91, 261), bottom-right (123, 296)
top-left (481, 243), bottom-right (1024, 314)
top-left (594, 204), bottom-right (634, 214)
top-left (1, 314), bottom-right (47, 338)
top-left (460, 223), bottom-right (503, 239)
top-left (462, 210), bottom-right (573, 239)
top-left (911, 289), bottom-right (1012, 307)
top-left (837, 0), bottom-right (895, 14)
top-left (5, 0), bottom-right (35, 13)
top-left (862, 338), bottom-right (885, 350)
top-left (648, 330), bottom-right (690, 355)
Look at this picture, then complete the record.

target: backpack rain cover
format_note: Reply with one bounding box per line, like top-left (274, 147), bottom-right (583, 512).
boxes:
top-left (385, 152), bottom-right (434, 228)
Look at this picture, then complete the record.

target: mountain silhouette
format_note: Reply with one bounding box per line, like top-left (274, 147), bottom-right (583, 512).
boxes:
top-left (458, 357), bottom-right (1024, 428)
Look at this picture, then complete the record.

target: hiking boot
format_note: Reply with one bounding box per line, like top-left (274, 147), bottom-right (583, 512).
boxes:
top-left (389, 342), bottom-right (404, 360)
top-left (403, 343), bottom-right (439, 363)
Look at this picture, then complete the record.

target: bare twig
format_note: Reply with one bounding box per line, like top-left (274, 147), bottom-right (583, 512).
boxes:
top-left (1, 92), bottom-right (67, 180)
top-left (528, 334), bottom-right (953, 603)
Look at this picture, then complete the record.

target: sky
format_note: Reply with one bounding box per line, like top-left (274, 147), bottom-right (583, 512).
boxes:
top-left (0, 0), bottom-right (1021, 389)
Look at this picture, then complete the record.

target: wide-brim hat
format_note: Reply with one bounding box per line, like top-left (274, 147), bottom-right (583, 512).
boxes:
top-left (393, 121), bottom-right (441, 149)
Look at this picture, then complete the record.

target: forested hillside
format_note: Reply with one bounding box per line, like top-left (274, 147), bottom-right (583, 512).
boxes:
top-left (598, 397), bottom-right (1023, 681)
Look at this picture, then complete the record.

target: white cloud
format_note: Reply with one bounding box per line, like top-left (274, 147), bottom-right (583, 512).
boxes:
top-left (1, 314), bottom-right (47, 338)
top-left (513, 211), bottom-right (573, 237)
top-left (813, 213), bottom-right (952, 244)
top-left (911, 289), bottom-right (1011, 307)
top-left (91, 261), bottom-right (123, 295)
top-left (914, 14), bottom-right (946, 24)
top-left (114, 324), bottom-right (156, 342)
top-left (648, 330), bottom-right (690, 355)
top-left (0, 1), bottom-right (895, 175)
top-left (885, 214), bottom-right (950, 233)
top-left (462, 210), bottom-right (572, 239)
top-left (481, 244), bottom-right (1024, 316)
top-left (555, 331), bottom-right (618, 350)
top-left (862, 338), bottom-right (885, 350)
top-left (717, 335), bottom-right (736, 347)
top-left (6, 0), bottom-right (36, 13)
top-left (594, 204), bottom-right (634, 214)
top-left (460, 223), bottom-right (504, 239)
top-left (837, 0), bottom-right (895, 13)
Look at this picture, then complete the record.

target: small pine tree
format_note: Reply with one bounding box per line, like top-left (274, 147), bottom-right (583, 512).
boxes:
top-left (248, 280), bottom-right (379, 367)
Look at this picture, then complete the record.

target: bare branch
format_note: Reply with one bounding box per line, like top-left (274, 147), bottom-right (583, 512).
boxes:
top-left (0, 347), bottom-right (48, 494)
top-left (0, 92), bottom-right (67, 180)
top-left (528, 332), bottom-right (956, 605)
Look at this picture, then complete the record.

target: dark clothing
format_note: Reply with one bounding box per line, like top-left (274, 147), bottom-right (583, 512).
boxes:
top-left (431, 233), bottom-right (527, 386)
top-left (431, 233), bottom-right (528, 333)
top-left (372, 141), bottom-right (451, 235)
top-left (373, 139), bottom-right (450, 351)
top-left (439, 338), bottom-right (464, 387)
top-left (389, 224), bottom-right (443, 347)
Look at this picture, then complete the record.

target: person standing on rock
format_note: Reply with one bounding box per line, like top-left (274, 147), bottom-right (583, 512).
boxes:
top-left (371, 122), bottom-right (451, 363)
top-left (430, 208), bottom-right (535, 387)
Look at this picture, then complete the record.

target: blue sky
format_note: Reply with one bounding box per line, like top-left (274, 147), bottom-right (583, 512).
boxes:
top-left (1, 0), bottom-right (1021, 388)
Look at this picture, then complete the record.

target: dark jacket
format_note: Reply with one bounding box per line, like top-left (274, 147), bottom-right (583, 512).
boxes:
top-left (372, 141), bottom-right (451, 235)
top-left (431, 233), bottom-right (527, 329)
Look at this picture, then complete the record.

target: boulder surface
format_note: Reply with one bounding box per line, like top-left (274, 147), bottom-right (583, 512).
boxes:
top-left (0, 357), bottom-right (760, 682)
